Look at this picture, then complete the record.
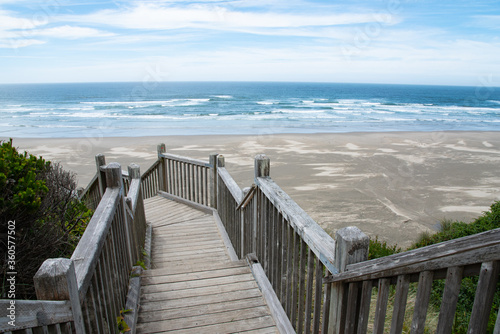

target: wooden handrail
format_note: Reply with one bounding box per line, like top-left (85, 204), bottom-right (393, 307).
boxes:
top-left (256, 177), bottom-right (338, 275)
top-left (324, 227), bottom-right (500, 284)
top-left (71, 187), bottom-right (122, 300)
top-left (159, 152), bottom-right (211, 168)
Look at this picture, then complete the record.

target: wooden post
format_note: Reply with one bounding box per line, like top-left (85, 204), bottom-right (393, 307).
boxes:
top-left (216, 155), bottom-right (225, 211)
top-left (34, 258), bottom-right (85, 334)
top-left (328, 226), bottom-right (369, 334)
top-left (157, 144), bottom-right (167, 192)
top-left (95, 154), bottom-right (106, 196)
top-left (209, 153), bottom-right (219, 209)
top-left (128, 163), bottom-right (141, 180)
top-left (105, 162), bottom-right (123, 189)
top-left (254, 154), bottom-right (270, 178)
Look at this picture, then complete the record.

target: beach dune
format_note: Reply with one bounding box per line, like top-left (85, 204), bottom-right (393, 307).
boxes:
top-left (9, 131), bottom-right (500, 248)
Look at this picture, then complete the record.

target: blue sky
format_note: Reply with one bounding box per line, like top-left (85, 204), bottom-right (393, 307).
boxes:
top-left (0, 0), bottom-right (499, 86)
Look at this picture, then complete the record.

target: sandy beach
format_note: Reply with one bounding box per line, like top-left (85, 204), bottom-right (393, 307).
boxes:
top-left (7, 131), bottom-right (500, 248)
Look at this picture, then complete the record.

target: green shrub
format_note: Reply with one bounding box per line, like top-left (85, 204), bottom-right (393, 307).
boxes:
top-left (412, 202), bottom-right (500, 249)
top-left (1, 140), bottom-right (91, 298)
top-left (368, 236), bottom-right (401, 260)
top-left (0, 139), bottom-right (49, 220)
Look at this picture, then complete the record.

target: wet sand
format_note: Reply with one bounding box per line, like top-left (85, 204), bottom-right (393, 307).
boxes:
top-left (8, 131), bottom-right (500, 248)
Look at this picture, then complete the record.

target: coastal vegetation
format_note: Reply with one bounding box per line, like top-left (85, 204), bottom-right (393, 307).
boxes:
top-left (369, 201), bottom-right (500, 333)
top-left (1, 139), bottom-right (92, 299)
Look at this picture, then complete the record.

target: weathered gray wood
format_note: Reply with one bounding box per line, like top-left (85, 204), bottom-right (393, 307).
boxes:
top-left (494, 305), bottom-right (500, 334)
top-left (329, 226), bottom-right (369, 334)
top-left (390, 274), bottom-right (410, 334)
top-left (156, 143), bottom-right (167, 191)
top-left (0, 300), bottom-right (72, 332)
top-left (313, 258), bottom-right (324, 334)
top-left (373, 278), bottom-right (390, 334)
top-left (326, 227), bottom-right (500, 283)
top-left (213, 210), bottom-right (240, 262)
top-left (344, 282), bottom-right (361, 334)
top-left (71, 188), bottom-right (121, 299)
top-left (436, 266), bottom-right (463, 334)
top-left (95, 153), bottom-right (106, 196)
top-left (305, 248), bottom-right (314, 333)
top-left (218, 167), bottom-right (244, 203)
top-left (209, 153), bottom-right (218, 208)
top-left (257, 177), bottom-right (339, 275)
top-left (357, 280), bottom-right (373, 334)
top-left (123, 266), bottom-right (143, 334)
top-left (322, 279), bottom-right (332, 334)
top-left (411, 271), bottom-right (434, 334)
top-left (33, 258), bottom-right (85, 334)
top-left (104, 162), bottom-right (122, 189)
top-left (468, 261), bottom-right (500, 333)
top-left (160, 151), bottom-right (209, 167)
top-left (158, 190), bottom-right (213, 214)
top-left (255, 154), bottom-right (270, 178)
top-left (247, 254), bottom-right (296, 334)
top-left (137, 197), bottom-right (279, 333)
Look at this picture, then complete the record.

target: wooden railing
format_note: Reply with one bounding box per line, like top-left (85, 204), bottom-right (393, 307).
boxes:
top-left (323, 226), bottom-right (500, 333)
top-left (1, 162), bottom-right (148, 334)
top-left (204, 150), bottom-right (500, 333)
top-left (79, 154), bottom-right (131, 211)
top-left (140, 159), bottom-right (160, 200)
top-left (12, 144), bottom-right (498, 334)
top-left (215, 155), bottom-right (245, 257)
top-left (216, 153), bottom-right (343, 333)
top-left (154, 144), bottom-right (215, 207)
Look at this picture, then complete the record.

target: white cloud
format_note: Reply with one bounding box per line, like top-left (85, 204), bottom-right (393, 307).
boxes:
top-left (0, 10), bottom-right (44, 30)
top-left (0, 38), bottom-right (45, 48)
top-left (61, 3), bottom-right (383, 31)
top-left (31, 25), bottom-right (115, 39)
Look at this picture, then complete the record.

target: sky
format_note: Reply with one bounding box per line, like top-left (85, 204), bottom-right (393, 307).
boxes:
top-left (0, 0), bottom-right (499, 86)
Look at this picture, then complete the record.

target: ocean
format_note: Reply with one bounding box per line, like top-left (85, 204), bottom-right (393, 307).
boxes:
top-left (0, 82), bottom-right (499, 138)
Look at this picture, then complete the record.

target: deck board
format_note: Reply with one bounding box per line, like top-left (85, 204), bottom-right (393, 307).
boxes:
top-left (137, 196), bottom-right (278, 334)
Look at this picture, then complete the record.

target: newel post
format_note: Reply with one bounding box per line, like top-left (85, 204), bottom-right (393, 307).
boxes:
top-left (209, 153), bottom-right (219, 209)
top-left (254, 154), bottom-right (270, 178)
top-left (128, 163), bottom-right (141, 181)
top-left (328, 226), bottom-right (369, 334)
top-left (157, 144), bottom-right (167, 192)
top-left (34, 258), bottom-right (86, 334)
top-left (95, 154), bottom-right (106, 196)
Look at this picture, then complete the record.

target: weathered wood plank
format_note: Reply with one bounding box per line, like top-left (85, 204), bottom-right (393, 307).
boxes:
top-left (142, 266), bottom-right (252, 285)
top-left (139, 306), bottom-right (273, 333)
top-left (141, 273), bottom-right (257, 295)
top-left (390, 275), bottom-right (410, 334)
top-left (256, 177), bottom-right (338, 275)
top-left (326, 228), bottom-right (500, 284)
top-left (141, 280), bottom-right (260, 302)
top-left (140, 289), bottom-right (265, 313)
top-left (468, 261), bottom-right (500, 333)
top-left (373, 278), bottom-right (390, 334)
top-left (436, 266), bottom-right (463, 334)
top-left (138, 296), bottom-right (267, 323)
top-left (411, 271), bottom-right (433, 334)
top-left (0, 300), bottom-right (72, 332)
top-left (137, 196), bottom-right (278, 333)
top-left (357, 280), bottom-right (373, 334)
